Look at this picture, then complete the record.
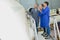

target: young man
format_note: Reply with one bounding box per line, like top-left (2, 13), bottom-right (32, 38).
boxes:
top-left (29, 4), bottom-right (39, 33)
top-left (38, 1), bottom-right (50, 39)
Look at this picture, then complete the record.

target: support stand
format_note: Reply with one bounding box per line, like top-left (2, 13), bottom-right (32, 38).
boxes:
top-left (50, 15), bottom-right (60, 40)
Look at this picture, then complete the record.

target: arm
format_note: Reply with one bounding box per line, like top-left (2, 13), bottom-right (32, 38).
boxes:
top-left (40, 8), bottom-right (49, 16)
top-left (38, 11), bottom-right (41, 16)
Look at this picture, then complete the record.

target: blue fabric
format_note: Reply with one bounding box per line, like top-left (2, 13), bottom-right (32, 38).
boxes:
top-left (43, 26), bottom-right (50, 35)
top-left (46, 26), bottom-right (50, 35)
top-left (36, 21), bottom-right (39, 33)
top-left (38, 6), bottom-right (50, 28)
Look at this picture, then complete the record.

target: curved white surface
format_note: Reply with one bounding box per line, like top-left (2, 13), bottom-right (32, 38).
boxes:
top-left (0, 0), bottom-right (29, 40)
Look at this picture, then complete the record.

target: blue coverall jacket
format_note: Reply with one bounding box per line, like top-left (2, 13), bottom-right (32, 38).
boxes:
top-left (38, 6), bottom-right (50, 28)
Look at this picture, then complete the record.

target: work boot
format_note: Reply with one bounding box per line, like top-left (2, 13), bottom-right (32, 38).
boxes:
top-left (41, 32), bottom-right (47, 37)
top-left (45, 35), bottom-right (50, 39)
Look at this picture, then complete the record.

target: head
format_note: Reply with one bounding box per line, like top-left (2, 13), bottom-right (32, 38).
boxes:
top-left (39, 4), bottom-right (43, 10)
top-left (43, 1), bottom-right (49, 8)
top-left (34, 4), bottom-right (38, 8)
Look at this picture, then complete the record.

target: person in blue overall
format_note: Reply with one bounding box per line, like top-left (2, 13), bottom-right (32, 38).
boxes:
top-left (38, 1), bottom-right (50, 39)
top-left (29, 4), bottom-right (39, 33)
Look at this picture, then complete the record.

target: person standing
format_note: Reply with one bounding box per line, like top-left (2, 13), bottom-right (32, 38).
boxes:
top-left (38, 1), bottom-right (50, 39)
top-left (29, 4), bottom-right (39, 33)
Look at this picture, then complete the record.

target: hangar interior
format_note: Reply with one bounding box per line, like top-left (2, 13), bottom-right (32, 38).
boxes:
top-left (0, 0), bottom-right (60, 40)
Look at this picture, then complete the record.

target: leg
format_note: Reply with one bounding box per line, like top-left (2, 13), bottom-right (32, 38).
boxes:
top-left (36, 21), bottom-right (38, 33)
top-left (47, 26), bottom-right (50, 36)
top-left (45, 26), bottom-right (50, 39)
top-left (44, 28), bottom-right (46, 33)
top-left (41, 27), bottom-right (47, 36)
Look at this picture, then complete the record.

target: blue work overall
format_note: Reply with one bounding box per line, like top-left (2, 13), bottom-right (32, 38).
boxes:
top-left (38, 6), bottom-right (50, 35)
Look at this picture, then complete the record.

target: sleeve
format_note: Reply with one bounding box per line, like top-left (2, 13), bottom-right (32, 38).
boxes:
top-left (40, 8), bottom-right (49, 16)
top-left (38, 11), bottom-right (42, 17)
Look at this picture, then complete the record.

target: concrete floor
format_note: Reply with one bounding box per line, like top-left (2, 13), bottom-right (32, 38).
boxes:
top-left (38, 32), bottom-right (53, 40)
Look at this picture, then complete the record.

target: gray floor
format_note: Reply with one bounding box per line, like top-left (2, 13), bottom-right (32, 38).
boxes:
top-left (38, 32), bottom-right (53, 40)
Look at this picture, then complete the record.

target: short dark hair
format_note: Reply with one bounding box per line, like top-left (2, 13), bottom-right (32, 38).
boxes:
top-left (41, 4), bottom-right (44, 7)
top-left (44, 1), bottom-right (49, 6)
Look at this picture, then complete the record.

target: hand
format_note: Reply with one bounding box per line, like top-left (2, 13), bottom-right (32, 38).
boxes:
top-left (40, 10), bottom-right (42, 12)
top-left (38, 7), bottom-right (40, 11)
top-left (38, 7), bottom-right (41, 11)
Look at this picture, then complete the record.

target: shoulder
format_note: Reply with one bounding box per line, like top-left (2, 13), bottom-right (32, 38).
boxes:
top-left (47, 7), bottom-right (50, 10)
top-left (42, 8), bottom-right (44, 11)
top-left (45, 7), bottom-right (50, 11)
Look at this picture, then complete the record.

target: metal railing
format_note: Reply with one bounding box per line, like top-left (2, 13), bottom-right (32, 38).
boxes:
top-left (29, 15), bottom-right (38, 40)
top-left (50, 15), bottom-right (60, 40)
top-left (26, 12), bottom-right (38, 40)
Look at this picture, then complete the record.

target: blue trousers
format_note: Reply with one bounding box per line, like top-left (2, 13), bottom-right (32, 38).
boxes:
top-left (44, 26), bottom-right (50, 36)
top-left (36, 21), bottom-right (39, 33)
